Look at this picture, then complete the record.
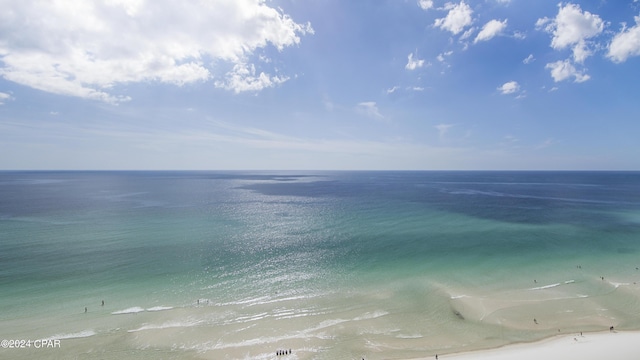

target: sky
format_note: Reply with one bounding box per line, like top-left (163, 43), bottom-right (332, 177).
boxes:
top-left (1, 0), bottom-right (640, 170)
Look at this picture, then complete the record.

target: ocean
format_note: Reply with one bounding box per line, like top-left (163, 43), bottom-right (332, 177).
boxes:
top-left (1, 171), bottom-right (640, 359)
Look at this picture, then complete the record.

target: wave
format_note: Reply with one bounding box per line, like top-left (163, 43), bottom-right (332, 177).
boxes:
top-left (353, 310), bottom-right (389, 321)
top-left (610, 282), bottom-right (631, 288)
top-left (229, 312), bottom-right (270, 324)
top-left (529, 283), bottom-right (561, 290)
top-left (215, 294), bottom-right (311, 308)
top-left (112, 306), bottom-right (174, 314)
top-left (44, 330), bottom-right (96, 340)
top-left (529, 280), bottom-right (575, 291)
top-left (450, 295), bottom-right (467, 299)
top-left (129, 320), bottom-right (202, 333)
top-left (215, 296), bottom-right (271, 307)
top-left (146, 306), bottom-right (173, 312)
top-left (111, 307), bottom-right (145, 315)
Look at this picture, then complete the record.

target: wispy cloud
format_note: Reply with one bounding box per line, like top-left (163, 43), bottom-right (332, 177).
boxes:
top-left (214, 63), bottom-right (289, 93)
top-left (405, 52), bottom-right (426, 70)
top-left (535, 138), bottom-right (558, 150)
top-left (437, 51), bottom-right (453, 62)
top-left (0, 92), bottom-right (13, 105)
top-left (523, 54), bottom-right (535, 64)
top-left (356, 102), bottom-right (384, 120)
top-left (435, 123), bottom-right (454, 139)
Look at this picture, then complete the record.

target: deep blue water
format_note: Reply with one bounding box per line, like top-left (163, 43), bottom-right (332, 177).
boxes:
top-left (2, 171), bottom-right (640, 293)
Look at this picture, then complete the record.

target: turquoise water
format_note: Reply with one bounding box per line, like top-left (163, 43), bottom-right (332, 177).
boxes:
top-left (1, 171), bottom-right (640, 359)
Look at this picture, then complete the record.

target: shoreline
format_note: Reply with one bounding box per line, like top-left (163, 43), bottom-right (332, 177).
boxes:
top-left (419, 330), bottom-right (640, 360)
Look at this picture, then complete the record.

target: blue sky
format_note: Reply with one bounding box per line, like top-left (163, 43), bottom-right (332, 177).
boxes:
top-left (1, 0), bottom-right (639, 170)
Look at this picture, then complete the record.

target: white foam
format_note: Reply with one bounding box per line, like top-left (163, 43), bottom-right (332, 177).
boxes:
top-left (354, 310), bottom-right (389, 321)
top-left (112, 306), bottom-right (145, 315)
top-left (215, 294), bottom-right (312, 308)
top-left (45, 330), bottom-right (96, 340)
top-left (610, 282), bottom-right (630, 288)
top-left (215, 296), bottom-right (271, 307)
top-left (529, 283), bottom-right (561, 290)
top-left (146, 306), bottom-right (173, 312)
top-left (129, 320), bottom-right (202, 333)
top-left (230, 312), bottom-right (270, 324)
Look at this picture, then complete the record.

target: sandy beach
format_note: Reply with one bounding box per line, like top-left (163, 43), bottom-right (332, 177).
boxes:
top-left (429, 331), bottom-right (640, 360)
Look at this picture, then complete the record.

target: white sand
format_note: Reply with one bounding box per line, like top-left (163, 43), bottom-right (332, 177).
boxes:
top-left (426, 331), bottom-right (640, 360)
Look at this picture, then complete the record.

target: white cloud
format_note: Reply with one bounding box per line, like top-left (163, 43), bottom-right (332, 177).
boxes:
top-left (214, 63), bottom-right (289, 93)
top-left (356, 102), bottom-right (384, 120)
top-left (460, 27), bottom-right (477, 41)
top-left (435, 123), bottom-right (454, 138)
top-left (323, 97), bottom-right (335, 111)
top-left (0, 0), bottom-right (313, 102)
top-left (434, 1), bottom-right (473, 35)
top-left (387, 86), bottom-right (400, 94)
top-left (418, 0), bottom-right (434, 10)
top-left (536, 3), bottom-right (604, 63)
top-left (512, 31), bottom-right (526, 40)
top-left (523, 54), bottom-right (535, 64)
top-left (608, 15), bottom-right (640, 63)
top-left (405, 52), bottom-right (426, 70)
top-left (535, 138), bottom-right (557, 150)
top-left (0, 92), bottom-right (13, 105)
top-left (498, 81), bottom-right (519, 94)
top-left (474, 19), bottom-right (507, 43)
top-left (437, 51), bottom-right (453, 62)
top-left (545, 60), bottom-right (590, 83)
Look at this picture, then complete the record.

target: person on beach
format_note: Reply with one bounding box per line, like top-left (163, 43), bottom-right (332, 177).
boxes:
top-left (85, 307), bottom-right (87, 313)
top-left (101, 300), bottom-right (104, 306)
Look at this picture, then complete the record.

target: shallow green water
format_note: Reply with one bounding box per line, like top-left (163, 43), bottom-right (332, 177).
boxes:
top-left (1, 171), bottom-right (640, 359)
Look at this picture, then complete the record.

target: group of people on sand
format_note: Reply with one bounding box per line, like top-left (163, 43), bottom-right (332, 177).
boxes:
top-left (276, 349), bottom-right (291, 356)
